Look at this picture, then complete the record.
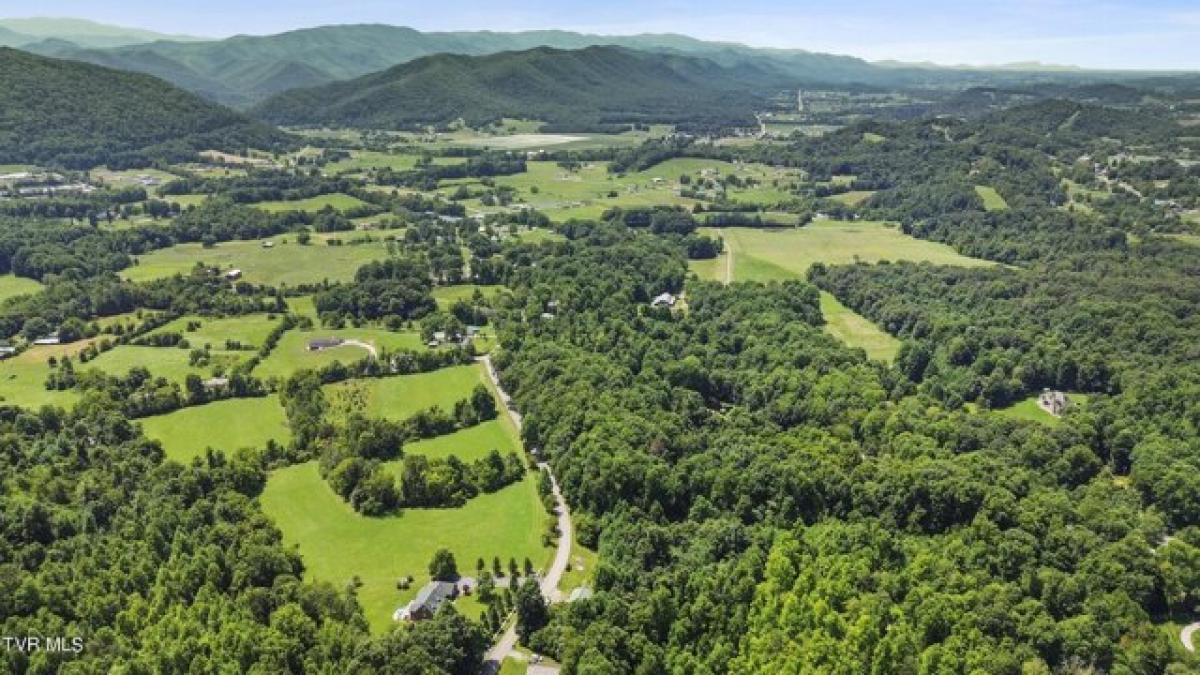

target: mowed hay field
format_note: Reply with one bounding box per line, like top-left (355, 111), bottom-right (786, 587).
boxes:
top-left (324, 364), bottom-right (491, 422)
top-left (122, 235), bottom-right (396, 286)
top-left (0, 274), bottom-right (43, 303)
top-left (141, 396), bottom-right (290, 463)
top-left (819, 291), bottom-right (901, 363)
top-left (145, 313), bottom-right (282, 349)
top-left (706, 222), bottom-right (993, 281)
top-left (253, 193), bottom-right (369, 213)
top-left (261, 462), bottom-right (549, 633)
top-left (975, 185), bottom-right (1009, 211)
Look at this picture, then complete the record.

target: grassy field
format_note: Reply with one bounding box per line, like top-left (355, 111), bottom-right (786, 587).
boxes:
top-left (140, 396), bottom-right (290, 463)
top-left (688, 253), bottom-right (728, 283)
top-left (558, 536), bottom-right (599, 597)
top-left (81, 344), bottom-right (247, 384)
top-left (819, 292), bottom-right (901, 363)
top-left (975, 185), bottom-right (1009, 211)
top-left (260, 461), bottom-right (549, 632)
top-left (325, 364), bottom-right (489, 421)
top-left (254, 193), bottom-right (369, 213)
top-left (431, 284), bottom-right (503, 309)
top-left (995, 393), bottom-right (1091, 426)
top-left (254, 327), bottom-right (425, 380)
top-left (705, 222), bottom-right (992, 281)
top-left (484, 159), bottom-right (803, 221)
top-left (323, 151), bottom-right (465, 175)
top-left (145, 314), bottom-right (282, 350)
top-left (829, 190), bottom-right (875, 206)
top-left (0, 340), bottom-right (93, 409)
top-left (122, 234), bottom-right (395, 286)
top-left (0, 274), bottom-right (43, 303)
top-left (388, 420), bottom-right (519, 466)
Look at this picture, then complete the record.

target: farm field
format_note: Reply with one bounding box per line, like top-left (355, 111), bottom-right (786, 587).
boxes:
top-left (323, 151), bottom-right (465, 174)
top-left (488, 158), bottom-right (803, 221)
top-left (995, 393), bottom-right (1091, 426)
top-left (122, 235), bottom-right (395, 286)
top-left (260, 461), bottom-right (549, 633)
top-left (253, 193), bottom-right (369, 213)
top-left (829, 190), bottom-right (875, 206)
top-left (145, 313), bottom-right (282, 350)
top-left (688, 253), bottom-right (728, 283)
top-left (0, 274), bottom-right (43, 303)
top-left (387, 419), bottom-right (519, 466)
top-left (0, 340), bottom-right (91, 409)
top-left (81, 344), bottom-right (246, 384)
top-left (706, 221), bottom-right (993, 281)
top-left (254, 327), bottom-right (425, 380)
top-left (431, 284), bottom-right (503, 308)
top-left (140, 396), bottom-right (290, 463)
top-left (975, 185), bottom-right (1009, 211)
top-left (325, 364), bottom-right (490, 421)
top-left (819, 291), bottom-right (901, 363)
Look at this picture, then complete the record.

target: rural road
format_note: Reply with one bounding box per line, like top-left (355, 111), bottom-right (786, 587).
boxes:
top-left (1183, 622), bottom-right (1200, 652)
top-left (478, 355), bottom-right (573, 674)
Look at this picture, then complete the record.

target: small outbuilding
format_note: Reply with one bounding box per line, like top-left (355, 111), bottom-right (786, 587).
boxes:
top-left (307, 337), bottom-right (344, 351)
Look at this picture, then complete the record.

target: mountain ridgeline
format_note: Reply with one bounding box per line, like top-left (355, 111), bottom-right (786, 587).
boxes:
top-left (0, 48), bottom-right (290, 169)
top-left (252, 46), bottom-right (780, 132)
top-left (31, 24), bottom-right (885, 108)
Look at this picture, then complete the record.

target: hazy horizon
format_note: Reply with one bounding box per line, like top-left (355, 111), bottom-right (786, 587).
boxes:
top-left (5, 0), bottom-right (1200, 71)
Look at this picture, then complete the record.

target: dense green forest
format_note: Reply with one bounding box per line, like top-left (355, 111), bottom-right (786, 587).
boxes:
top-left (0, 48), bottom-right (291, 168)
top-left (252, 46), bottom-right (775, 132)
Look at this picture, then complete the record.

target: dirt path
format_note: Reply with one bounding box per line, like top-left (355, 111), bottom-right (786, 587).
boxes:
top-left (722, 229), bottom-right (733, 284)
top-left (478, 355), bottom-right (572, 673)
top-left (1183, 622), bottom-right (1200, 652)
top-left (341, 339), bottom-right (377, 359)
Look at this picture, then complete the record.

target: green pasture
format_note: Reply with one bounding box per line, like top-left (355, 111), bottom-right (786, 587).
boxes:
top-left (254, 193), bottom-right (369, 213)
top-left (122, 234), bottom-right (395, 286)
top-left (140, 396), bottom-right (290, 463)
top-left (260, 461), bottom-right (549, 632)
top-left (387, 419), bottom-right (519, 466)
top-left (254, 327), bottom-right (425, 380)
top-left (324, 364), bottom-right (489, 422)
top-left (0, 340), bottom-right (89, 409)
top-left (975, 185), bottom-right (1009, 211)
top-left (819, 291), bottom-right (901, 363)
top-left (995, 393), bottom-right (1091, 426)
top-left (145, 313), bottom-right (282, 350)
top-left (0, 274), bottom-right (43, 303)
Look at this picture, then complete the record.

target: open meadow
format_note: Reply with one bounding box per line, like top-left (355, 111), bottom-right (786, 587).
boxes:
top-left (0, 340), bottom-right (90, 409)
top-left (0, 274), bottom-right (43, 303)
top-left (704, 221), bottom-right (993, 281)
top-left (253, 192), bottom-right (370, 213)
top-left (254, 327), bottom-right (426, 380)
top-left (995, 393), bottom-right (1091, 426)
top-left (975, 185), bottom-right (1009, 211)
top-left (145, 313), bottom-right (282, 349)
top-left (121, 234), bottom-right (397, 286)
top-left (140, 396), bottom-right (290, 463)
top-left (324, 364), bottom-right (492, 421)
top-left (260, 462), bottom-right (549, 633)
top-left (819, 291), bottom-right (901, 363)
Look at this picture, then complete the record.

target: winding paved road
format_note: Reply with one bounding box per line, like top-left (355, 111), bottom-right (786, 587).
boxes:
top-left (478, 355), bottom-right (573, 673)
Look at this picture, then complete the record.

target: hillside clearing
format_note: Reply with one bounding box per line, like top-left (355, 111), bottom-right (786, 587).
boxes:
top-left (141, 396), bottom-right (290, 463)
top-left (819, 291), bottom-right (901, 363)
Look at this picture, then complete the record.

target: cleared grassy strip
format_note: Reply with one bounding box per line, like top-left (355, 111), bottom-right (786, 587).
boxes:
top-left (260, 462), bottom-right (549, 633)
top-left (80, 344), bottom-right (248, 384)
top-left (431, 284), bottom-right (503, 309)
top-left (709, 222), bottom-right (992, 282)
top-left (975, 185), bottom-right (1008, 211)
top-left (141, 396), bottom-right (290, 463)
top-left (254, 193), bottom-right (369, 213)
top-left (819, 291), bottom-right (901, 363)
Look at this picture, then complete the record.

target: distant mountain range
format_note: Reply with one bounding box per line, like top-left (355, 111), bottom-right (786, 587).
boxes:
top-left (22, 22), bottom-right (1164, 109)
top-left (252, 45), bottom-right (780, 130)
top-left (0, 17), bottom-right (203, 49)
top-left (0, 48), bottom-right (287, 168)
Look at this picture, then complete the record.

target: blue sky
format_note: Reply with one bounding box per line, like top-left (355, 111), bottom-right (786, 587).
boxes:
top-left (14, 0), bottom-right (1200, 69)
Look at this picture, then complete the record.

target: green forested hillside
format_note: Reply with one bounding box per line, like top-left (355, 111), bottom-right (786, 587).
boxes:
top-left (0, 48), bottom-right (290, 168)
top-left (253, 46), bottom-right (776, 131)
